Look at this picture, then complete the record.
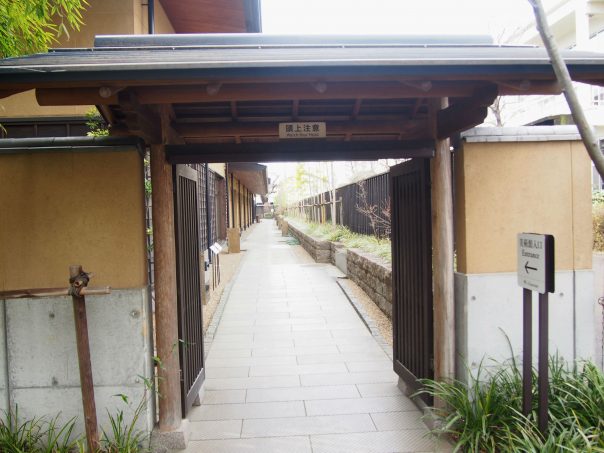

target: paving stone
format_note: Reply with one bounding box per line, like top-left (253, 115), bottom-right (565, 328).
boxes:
top-left (201, 389), bottom-right (247, 405)
top-left (184, 436), bottom-right (312, 453)
top-left (300, 371), bottom-right (397, 387)
top-left (310, 430), bottom-right (450, 453)
top-left (204, 375), bottom-right (300, 390)
top-left (305, 396), bottom-right (417, 416)
top-left (246, 385), bottom-right (359, 403)
top-left (205, 366), bottom-right (250, 378)
top-left (190, 401), bottom-right (305, 421)
top-left (346, 361), bottom-right (393, 372)
top-left (249, 363), bottom-right (348, 377)
top-left (189, 420), bottom-right (242, 440)
top-left (370, 411), bottom-right (426, 431)
top-left (242, 414), bottom-right (375, 438)
top-left (356, 382), bottom-right (405, 398)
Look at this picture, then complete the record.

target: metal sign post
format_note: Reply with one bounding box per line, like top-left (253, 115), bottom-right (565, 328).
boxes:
top-left (517, 233), bottom-right (554, 435)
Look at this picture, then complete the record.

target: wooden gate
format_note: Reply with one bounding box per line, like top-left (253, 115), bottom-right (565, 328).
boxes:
top-left (389, 159), bottom-right (433, 403)
top-left (174, 164), bottom-right (205, 416)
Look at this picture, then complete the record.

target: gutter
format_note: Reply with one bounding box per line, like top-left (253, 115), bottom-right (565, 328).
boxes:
top-left (0, 136), bottom-right (146, 156)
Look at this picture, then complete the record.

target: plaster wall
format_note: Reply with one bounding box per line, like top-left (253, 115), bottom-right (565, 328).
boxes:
top-left (455, 140), bottom-right (592, 274)
top-left (4, 288), bottom-right (155, 435)
top-left (0, 149), bottom-right (147, 290)
top-left (138, 0), bottom-right (175, 34)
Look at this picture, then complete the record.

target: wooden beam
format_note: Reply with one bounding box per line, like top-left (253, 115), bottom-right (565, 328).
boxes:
top-left (151, 130), bottom-right (182, 430)
top-left (430, 98), bottom-right (455, 401)
top-left (292, 99), bottom-right (299, 121)
top-left (119, 91), bottom-right (162, 144)
top-left (166, 140), bottom-right (434, 163)
top-left (37, 87), bottom-right (119, 105)
top-left (351, 99), bottom-right (362, 120)
top-left (173, 119), bottom-right (430, 139)
top-left (497, 80), bottom-right (560, 95)
top-left (436, 84), bottom-right (498, 139)
top-left (0, 89), bottom-right (27, 99)
top-left (134, 82), bottom-right (479, 104)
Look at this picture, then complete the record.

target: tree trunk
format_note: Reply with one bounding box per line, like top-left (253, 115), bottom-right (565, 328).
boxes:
top-left (529, 0), bottom-right (604, 178)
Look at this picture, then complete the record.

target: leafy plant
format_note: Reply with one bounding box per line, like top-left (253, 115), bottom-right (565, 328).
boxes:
top-left (0, 406), bottom-right (43, 452)
top-left (0, 406), bottom-right (83, 453)
top-left (417, 355), bottom-right (604, 452)
top-left (85, 108), bottom-right (109, 137)
top-left (0, 0), bottom-right (89, 58)
top-left (100, 391), bottom-right (150, 453)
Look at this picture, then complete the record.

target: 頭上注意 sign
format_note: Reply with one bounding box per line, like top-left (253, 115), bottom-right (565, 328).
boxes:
top-left (279, 122), bottom-right (326, 139)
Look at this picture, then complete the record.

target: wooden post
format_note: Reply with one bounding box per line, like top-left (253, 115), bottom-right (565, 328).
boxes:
top-left (69, 265), bottom-right (100, 453)
top-left (430, 98), bottom-right (455, 392)
top-left (150, 143), bottom-right (182, 431)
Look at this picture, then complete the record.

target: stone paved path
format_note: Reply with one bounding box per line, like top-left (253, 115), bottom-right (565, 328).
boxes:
top-left (183, 220), bottom-right (449, 453)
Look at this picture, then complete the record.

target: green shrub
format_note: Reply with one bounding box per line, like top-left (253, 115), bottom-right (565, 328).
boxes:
top-left (299, 221), bottom-right (392, 262)
top-left (594, 203), bottom-right (604, 252)
top-left (417, 357), bottom-right (604, 452)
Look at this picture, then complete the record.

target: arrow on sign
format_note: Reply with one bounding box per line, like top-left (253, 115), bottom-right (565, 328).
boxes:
top-left (524, 262), bottom-right (538, 273)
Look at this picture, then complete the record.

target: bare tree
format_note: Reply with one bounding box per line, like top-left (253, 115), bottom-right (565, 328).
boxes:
top-left (355, 180), bottom-right (391, 238)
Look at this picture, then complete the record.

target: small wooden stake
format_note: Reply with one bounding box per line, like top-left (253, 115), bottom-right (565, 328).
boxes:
top-left (69, 265), bottom-right (99, 453)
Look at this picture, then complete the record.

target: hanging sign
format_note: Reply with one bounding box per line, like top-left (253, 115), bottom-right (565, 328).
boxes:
top-left (279, 122), bottom-right (326, 139)
top-left (517, 233), bottom-right (555, 294)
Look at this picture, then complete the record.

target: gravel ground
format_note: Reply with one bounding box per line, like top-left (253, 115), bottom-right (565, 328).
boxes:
top-left (202, 249), bottom-right (244, 334)
top-left (338, 277), bottom-right (393, 347)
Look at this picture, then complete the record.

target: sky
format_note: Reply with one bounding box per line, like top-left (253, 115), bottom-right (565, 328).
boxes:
top-left (261, 0), bottom-right (542, 39)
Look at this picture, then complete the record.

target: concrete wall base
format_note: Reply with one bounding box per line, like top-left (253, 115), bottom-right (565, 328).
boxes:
top-left (149, 419), bottom-right (191, 453)
top-left (0, 288), bottom-right (155, 436)
top-left (455, 270), bottom-right (594, 382)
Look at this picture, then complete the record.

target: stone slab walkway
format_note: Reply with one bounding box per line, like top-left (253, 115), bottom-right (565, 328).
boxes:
top-left (182, 220), bottom-right (449, 453)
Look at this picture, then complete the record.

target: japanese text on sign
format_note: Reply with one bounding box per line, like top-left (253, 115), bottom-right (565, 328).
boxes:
top-left (279, 122), bottom-right (326, 139)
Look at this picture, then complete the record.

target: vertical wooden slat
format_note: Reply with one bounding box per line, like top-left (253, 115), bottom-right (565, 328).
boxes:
top-left (389, 159), bottom-right (433, 404)
top-left (174, 164), bottom-right (205, 417)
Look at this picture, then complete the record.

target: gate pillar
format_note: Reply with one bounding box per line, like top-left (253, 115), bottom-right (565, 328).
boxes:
top-left (430, 98), bottom-right (455, 389)
top-left (150, 143), bottom-right (183, 431)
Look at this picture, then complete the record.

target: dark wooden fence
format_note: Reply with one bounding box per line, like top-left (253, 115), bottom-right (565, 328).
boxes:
top-left (285, 172), bottom-right (389, 237)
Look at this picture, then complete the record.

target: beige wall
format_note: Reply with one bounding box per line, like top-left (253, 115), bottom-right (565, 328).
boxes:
top-left (0, 0), bottom-right (175, 121)
top-left (138, 0), bottom-right (175, 34)
top-left (0, 149), bottom-right (147, 290)
top-left (455, 140), bottom-right (592, 274)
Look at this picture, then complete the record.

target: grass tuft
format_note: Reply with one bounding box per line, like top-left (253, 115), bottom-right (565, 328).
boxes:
top-left (301, 221), bottom-right (392, 262)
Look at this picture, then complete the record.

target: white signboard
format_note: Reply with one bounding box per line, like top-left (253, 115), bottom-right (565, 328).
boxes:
top-left (517, 233), bottom-right (555, 294)
top-left (279, 122), bottom-right (326, 139)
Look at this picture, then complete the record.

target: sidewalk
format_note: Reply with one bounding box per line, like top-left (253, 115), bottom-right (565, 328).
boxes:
top-left (183, 220), bottom-right (449, 453)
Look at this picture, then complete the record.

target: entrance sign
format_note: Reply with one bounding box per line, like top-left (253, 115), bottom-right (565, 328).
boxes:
top-left (517, 233), bottom-right (554, 294)
top-left (517, 232), bottom-right (555, 436)
top-left (279, 122), bottom-right (326, 139)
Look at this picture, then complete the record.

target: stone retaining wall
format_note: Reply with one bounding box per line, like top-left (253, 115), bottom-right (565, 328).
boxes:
top-left (284, 219), bottom-right (393, 318)
top-left (287, 222), bottom-right (331, 263)
top-left (347, 249), bottom-right (393, 318)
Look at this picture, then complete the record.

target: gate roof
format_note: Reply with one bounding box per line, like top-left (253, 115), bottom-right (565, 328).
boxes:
top-left (2, 34), bottom-right (604, 161)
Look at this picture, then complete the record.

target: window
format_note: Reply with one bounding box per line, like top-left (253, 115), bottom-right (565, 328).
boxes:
top-left (592, 86), bottom-right (604, 107)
